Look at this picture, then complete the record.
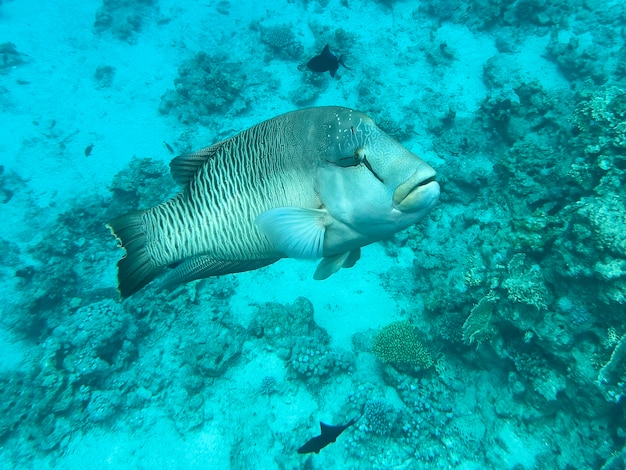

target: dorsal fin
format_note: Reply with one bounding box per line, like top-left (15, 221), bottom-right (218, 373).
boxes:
top-left (169, 140), bottom-right (227, 185)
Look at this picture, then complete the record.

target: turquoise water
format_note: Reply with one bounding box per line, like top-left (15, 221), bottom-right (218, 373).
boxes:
top-left (1, 0), bottom-right (625, 468)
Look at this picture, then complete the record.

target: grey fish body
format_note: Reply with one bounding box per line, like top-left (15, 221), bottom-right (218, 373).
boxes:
top-left (107, 107), bottom-right (440, 298)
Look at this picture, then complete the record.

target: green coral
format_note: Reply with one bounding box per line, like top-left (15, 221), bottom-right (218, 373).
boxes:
top-left (372, 321), bottom-right (433, 370)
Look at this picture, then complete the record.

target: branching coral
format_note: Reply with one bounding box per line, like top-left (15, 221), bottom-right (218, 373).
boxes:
top-left (363, 399), bottom-right (397, 436)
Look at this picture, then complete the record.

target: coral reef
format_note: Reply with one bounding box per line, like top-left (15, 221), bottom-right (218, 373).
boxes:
top-left (159, 52), bottom-right (277, 126)
top-left (545, 29), bottom-right (604, 85)
top-left (422, 0), bottom-right (585, 32)
top-left (5, 2), bottom-right (626, 468)
top-left (250, 297), bottom-right (354, 390)
top-left (0, 299), bottom-right (141, 453)
top-left (108, 156), bottom-right (175, 212)
top-left (288, 336), bottom-right (353, 388)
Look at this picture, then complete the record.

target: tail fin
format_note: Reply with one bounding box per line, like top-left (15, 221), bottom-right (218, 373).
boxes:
top-left (106, 211), bottom-right (163, 299)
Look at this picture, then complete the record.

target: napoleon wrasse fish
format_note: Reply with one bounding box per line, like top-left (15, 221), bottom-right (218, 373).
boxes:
top-left (107, 107), bottom-right (440, 298)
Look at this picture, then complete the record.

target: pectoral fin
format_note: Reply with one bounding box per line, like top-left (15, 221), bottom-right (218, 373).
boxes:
top-left (256, 208), bottom-right (330, 259)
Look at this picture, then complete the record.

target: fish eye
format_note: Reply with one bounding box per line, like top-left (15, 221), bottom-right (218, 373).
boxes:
top-left (335, 156), bottom-right (356, 167)
top-left (334, 149), bottom-right (363, 168)
top-left (328, 147), bottom-right (371, 170)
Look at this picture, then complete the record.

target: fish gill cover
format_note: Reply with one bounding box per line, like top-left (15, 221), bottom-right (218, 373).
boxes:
top-left (1, 0), bottom-right (626, 468)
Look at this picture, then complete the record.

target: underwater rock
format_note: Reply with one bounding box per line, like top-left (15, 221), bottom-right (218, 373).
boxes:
top-left (38, 415), bottom-right (72, 451)
top-left (59, 300), bottom-right (138, 372)
top-left (289, 83), bottom-right (320, 106)
top-left (483, 54), bottom-right (527, 90)
top-left (0, 42), bottom-right (30, 72)
top-left (86, 390), bottom-right (122, 423)
top-left (248, 297), bottom-right (323, 352)
top-left (93, 0), bottom-right (157, 42)
top-left (166, 387), bottom-right (205, 433)
top-left (183, 323), bottom-right (243, 377)
top-left (0, 165), bottom-right (26, 204)
top-left (288, 336), bottom-right (353, 388)
top-left (93, 65), bottom-right (116, 88)
top-left (495, 34), bottom-right (519, 53)
top-left (545, 29), bottom-right (604, 85)
top-left (480, 81), bottom-right (562, 145)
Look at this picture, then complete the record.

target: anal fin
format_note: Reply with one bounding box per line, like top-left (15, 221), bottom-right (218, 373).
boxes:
top-left (160, 256), bottom-right (279, 290)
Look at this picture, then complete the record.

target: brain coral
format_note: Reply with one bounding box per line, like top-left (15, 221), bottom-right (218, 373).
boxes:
top-left (372, 321), bottom-right (433, 370)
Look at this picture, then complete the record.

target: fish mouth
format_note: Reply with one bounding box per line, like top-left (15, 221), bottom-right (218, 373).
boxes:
top-left (393, 167), bottom-right (440, 212)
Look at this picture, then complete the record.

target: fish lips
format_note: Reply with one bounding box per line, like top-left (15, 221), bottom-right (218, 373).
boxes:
top-left (393, 167), bottom-right (440, 213)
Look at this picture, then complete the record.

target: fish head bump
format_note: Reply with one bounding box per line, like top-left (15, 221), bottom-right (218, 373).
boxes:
top-left (318, 108), bottom-right (440, 253)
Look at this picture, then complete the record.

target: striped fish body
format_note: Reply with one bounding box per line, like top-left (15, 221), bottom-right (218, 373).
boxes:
top-left (108, 107), bottom-right (440, 298)
top-left (109, 108), bottom-right (334, 297)
top-left (148, 113), bottom-right (322, 264)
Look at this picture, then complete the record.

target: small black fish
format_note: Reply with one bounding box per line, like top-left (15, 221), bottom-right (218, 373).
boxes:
top-left (85, 143), bottom-right (94, 157)
top-left (306, 45), bottom-right (349, 78)
top-left (163, 141), bottom-right (174, 154)
top-left (297, 416), bottom-right (360, 454)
